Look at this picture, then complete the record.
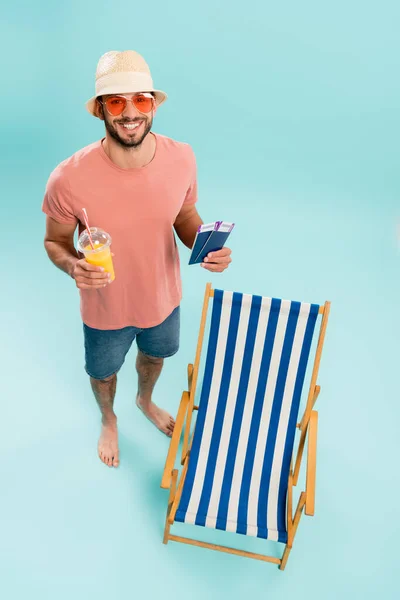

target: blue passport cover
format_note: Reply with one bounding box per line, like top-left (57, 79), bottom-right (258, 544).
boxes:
top-left (188, 221), bottom-right (234, 265)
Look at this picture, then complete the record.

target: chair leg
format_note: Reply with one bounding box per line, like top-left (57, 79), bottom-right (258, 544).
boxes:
top-left (163, 469), bottom-right (178, 544)
top-left (280, 545), bottom-right (292, 570)
top-left (283, 491), bottom-right (307, 569)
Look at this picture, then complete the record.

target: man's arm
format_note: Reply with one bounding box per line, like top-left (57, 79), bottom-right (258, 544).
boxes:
top-left (173, 204), bottom-right (203, 249)
top-left (44, 216), bottom-right (111, 289)
top-left (44, 216), bottom-right (80, 277)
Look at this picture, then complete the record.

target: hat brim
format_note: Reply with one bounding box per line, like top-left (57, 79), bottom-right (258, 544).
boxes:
top-left (86, 90), bottom-right (167, 117)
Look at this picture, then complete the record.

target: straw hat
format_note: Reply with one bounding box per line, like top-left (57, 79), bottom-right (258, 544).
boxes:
top-left (86, 50), bottom-right (168, 117)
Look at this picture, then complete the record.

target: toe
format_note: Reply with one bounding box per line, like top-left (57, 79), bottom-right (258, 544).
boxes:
top-left (162, 425), bottom-right (171, 437)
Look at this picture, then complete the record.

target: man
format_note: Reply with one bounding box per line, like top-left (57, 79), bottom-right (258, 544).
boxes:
top-left (42, 50), bottom-right (232, 469)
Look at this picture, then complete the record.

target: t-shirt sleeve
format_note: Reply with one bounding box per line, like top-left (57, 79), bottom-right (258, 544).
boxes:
top-left (183, 145), bottom-right (198, 206)
top-left (42, 165), bottom-right (78, 225)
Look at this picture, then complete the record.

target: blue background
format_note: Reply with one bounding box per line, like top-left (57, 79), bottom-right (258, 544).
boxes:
top-left (1, 1), bottom-right (399, 598)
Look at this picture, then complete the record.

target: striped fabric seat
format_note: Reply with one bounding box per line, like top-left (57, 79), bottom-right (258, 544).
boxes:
top-left (175, 289), bottom-right (320, 543)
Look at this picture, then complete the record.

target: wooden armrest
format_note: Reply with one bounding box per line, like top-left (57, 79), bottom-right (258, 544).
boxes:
top-left (187, 363), bottom-right (194, 391)
top-left (313, 385), bottom-right (321, 406)
top-left (299, 385), bottom-right (321, 430)
top-left (161, 391), bottom-right (190, 489)
top-left (293, 385), bottom-right (321, 485)
top-left (305, 410), bottom-right (318, 516)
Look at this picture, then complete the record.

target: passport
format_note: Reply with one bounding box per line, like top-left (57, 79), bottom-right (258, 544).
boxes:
top-left (188, 221), bottom-right (235, 265)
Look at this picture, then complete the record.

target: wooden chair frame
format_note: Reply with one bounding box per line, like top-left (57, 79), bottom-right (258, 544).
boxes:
top-left (161, 283), bottom-right (330, 570)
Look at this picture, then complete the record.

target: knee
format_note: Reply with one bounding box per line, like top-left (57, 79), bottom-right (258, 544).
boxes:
top-left (91, 373), bottom-right (116, 384)
top-left (137, 352), bottom-right (164, 366)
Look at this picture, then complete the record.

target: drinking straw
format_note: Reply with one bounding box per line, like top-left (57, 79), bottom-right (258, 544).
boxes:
top-left (82, 208), bottom-right (95, 250)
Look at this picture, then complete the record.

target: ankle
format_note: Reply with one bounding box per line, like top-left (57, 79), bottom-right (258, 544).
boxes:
top-left (136, 393), bottom-right (151, 406)
top-left (102, 415), bottom-right (117, 428)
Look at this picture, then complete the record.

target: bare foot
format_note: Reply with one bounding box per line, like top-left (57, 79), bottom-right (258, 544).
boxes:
top-left (136, 395), bottom-right (175, 437)
top-left (98, 422), bottom-right (120, 467)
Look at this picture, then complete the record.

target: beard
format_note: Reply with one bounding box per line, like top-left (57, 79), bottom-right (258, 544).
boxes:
top-left (104, 112), bottom-right (153, 148)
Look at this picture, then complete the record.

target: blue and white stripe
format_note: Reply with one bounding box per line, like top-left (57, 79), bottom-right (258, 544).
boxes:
top-left (175, 289), bottom-right (319, 543)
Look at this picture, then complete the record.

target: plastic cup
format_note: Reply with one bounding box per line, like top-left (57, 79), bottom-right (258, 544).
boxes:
top-left (77, 227), bottom-right (115, 282)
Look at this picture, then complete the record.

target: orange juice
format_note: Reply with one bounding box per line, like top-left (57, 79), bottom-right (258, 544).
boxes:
top-left (77, 227), bottom-right (115, 283)
top-left (84, 242), bottom-right (115, 281)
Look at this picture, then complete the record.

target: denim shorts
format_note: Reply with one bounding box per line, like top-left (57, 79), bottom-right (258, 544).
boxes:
top-left (83, 306), bottom-right (180, 380)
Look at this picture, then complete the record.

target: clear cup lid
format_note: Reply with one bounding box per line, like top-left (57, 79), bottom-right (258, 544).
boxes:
top-left (77, 227), bottom-right (112, 253)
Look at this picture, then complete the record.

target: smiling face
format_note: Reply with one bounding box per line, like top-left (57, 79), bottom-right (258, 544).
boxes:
top-left (96, 93), bottom-right (154, 149)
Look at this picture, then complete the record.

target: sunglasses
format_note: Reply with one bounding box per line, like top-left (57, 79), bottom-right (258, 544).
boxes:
top-left (101, 93), bottom-right (155, 116)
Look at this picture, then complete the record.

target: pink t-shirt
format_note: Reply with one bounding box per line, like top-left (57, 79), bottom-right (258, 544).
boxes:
top-left (42, 134), bottom-right (197, 330)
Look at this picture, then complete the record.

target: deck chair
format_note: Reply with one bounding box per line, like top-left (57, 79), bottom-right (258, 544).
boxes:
top-left (161, 283), bottom-right (330, 570)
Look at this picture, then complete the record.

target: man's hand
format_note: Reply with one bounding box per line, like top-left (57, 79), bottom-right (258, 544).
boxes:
top-left (72, 258), bottom-right (112, 290)
top-left (201, 247), bottom-right (232, 273)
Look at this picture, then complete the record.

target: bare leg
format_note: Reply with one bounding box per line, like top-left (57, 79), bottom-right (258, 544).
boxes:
top-left (90, 374), bottom-right (119, 467)
top-left (135, 351), bottom-right (175, 437)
